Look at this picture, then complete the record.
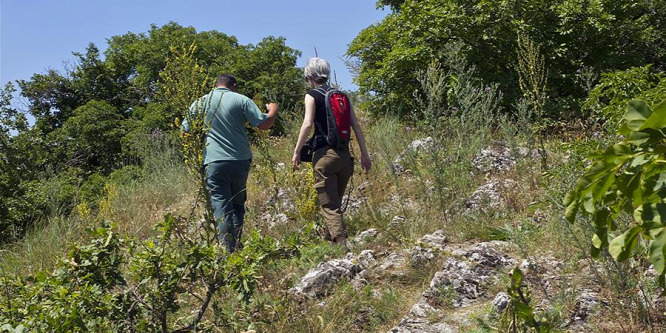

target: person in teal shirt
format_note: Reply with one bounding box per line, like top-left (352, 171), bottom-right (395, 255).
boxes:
top-left (182, 74), bottom-right (278, 252)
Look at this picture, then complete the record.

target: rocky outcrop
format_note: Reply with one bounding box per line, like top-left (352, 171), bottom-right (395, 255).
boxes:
top-left (290, 230), bottom-right (449, 300)
top-left (472, 142), bottom-right (516, 173)
top-left (472, 142), bottom-right (542, 174)
top-left (393, 137), bottom-right (437, 174)
top-left (390, 241), bottom-right (515, 332)
top-left (288, 253), bottom-right (363, 299)
top-left (464, 179), bottom-right (518, 212)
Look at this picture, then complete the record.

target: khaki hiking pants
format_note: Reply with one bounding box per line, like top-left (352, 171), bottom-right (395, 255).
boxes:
top-left (312, 146), bottom-right (353, 241)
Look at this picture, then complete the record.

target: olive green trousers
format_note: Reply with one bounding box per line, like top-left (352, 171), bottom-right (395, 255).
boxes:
top-left (312, 146), bottom-right (353, 240)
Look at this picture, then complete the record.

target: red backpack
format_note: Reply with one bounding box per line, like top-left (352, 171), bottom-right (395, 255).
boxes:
top-left (314, 87), bottom-right (352, 149)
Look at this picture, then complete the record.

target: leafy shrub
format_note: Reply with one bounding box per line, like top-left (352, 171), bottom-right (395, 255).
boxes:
top-left (0, 217), bottom-right (306, 332)
top-left (584, 65), bottom-right (666, 130)
top-left (79, 172), bottom-right (107, 205)
top-left (565, 99), bottom-right (666, 288)
top-left (108, 165), bottom-right (144, 186)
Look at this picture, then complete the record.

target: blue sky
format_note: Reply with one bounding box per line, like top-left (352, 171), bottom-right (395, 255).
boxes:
top-left (1, 0), bottom-right (388, 95)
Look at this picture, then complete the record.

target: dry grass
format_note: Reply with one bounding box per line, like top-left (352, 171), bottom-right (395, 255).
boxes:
top-left (3, 110), bottom-right (665, 331)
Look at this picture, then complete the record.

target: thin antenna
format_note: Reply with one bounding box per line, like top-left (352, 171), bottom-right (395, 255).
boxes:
top-left (314, 46), bottom-right (319, 57)
top-left (332, 70), bottom-right (340, 89)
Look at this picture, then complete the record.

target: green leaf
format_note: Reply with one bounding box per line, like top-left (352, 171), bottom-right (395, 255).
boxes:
top-left (626, 130), bottom-right (653, 145)
top-left (582, 192), bottom-right (595, 213)
top-left (649, 229), bottom-right (666, 275)
top-left (591, 245), bottom-right (601, 259)
top-left (641, 99), bottom-right (666, 130)
top-left (635, 203), bottom-right (666, 224)
top-left (629, 154), bottom-right (650, 168)
top-left (592, 234), bottom-right (603, 249)
top-left (609, 226), bottom-right (642, 261)
top-left (511, 267), bottom-right (523, 288)
top-left (624, 100), bottom-right (652, 131)
top-left (654, 171), bottom-right (666, 192)
top-left (602, 143), bottom-right (632, 163)
top-left (564, 191), bottom-right (579, 223)
top-left (592, 172), bottom-right (615, 202)
top-left (652, 99), bottom-right (666, 117)
top-left (641, 222), bottom-right (665, 238)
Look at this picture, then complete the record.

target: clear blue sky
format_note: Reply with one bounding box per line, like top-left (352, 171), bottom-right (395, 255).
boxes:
top-left (1, 0), bottom-right (388, 95)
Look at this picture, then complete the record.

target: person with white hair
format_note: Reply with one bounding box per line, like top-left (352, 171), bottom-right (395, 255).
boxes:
top-left (292, 58), bottom-right (371, 250)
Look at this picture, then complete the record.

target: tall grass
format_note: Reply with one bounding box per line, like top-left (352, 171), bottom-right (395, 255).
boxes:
top-left (0, 130), bottom-right (192, 277)
top-left (4, 55), bottom-right (664, 331)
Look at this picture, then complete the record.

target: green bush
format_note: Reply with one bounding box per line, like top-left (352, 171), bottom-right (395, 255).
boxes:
top-left (565, 98), bottom-right (666, 289)
top-left (108, 165), bottom-right (144, 186)
top-left (0, 218), bottom-right (306, 332)
top-left (584, 65), bottom-right (666, 130)
top-left (79, 172), bottom-right (107, 205)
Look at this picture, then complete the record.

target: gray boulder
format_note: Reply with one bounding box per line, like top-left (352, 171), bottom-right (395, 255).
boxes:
top-left (288, 257), bottom-right (361, 299)
top-left (464, 179), bottom-right (518, 212)
top-left (393, 137), bottom-right (437, 174)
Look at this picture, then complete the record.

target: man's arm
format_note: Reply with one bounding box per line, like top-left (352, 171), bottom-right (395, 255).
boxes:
top-left (257, 103), bottom-right (279, 130)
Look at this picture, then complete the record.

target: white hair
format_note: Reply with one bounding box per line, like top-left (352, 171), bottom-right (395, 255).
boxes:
top-left (304, 57), bottom-right (330, 83)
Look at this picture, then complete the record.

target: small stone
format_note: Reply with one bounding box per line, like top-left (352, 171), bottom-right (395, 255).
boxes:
top-left (391, 215), bottom-right (406, 227)
top-left (472, 142), bottom-right (516, 173)
top-left (354, 228), bottom-right (378, 244)
top-left (288, 258), bottom-right (360, 299)
top-left (410, 246), bottom-right (436, 266)
top-left (356, 250), bottom-right (377, 270)
top-left (464, 179), bottom-right (518, 212)
top-left (418, 230), bottom-right (447, 250)
top-left (492, 292), bottom-right (510, 312)
top-left (520, 259), bottom-right (531, 271)
top-left (393, 137), bottom-right (437, 175)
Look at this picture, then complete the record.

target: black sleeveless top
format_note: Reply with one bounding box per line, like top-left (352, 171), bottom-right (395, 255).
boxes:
top-left (306, 85), bottom-right (330, 150)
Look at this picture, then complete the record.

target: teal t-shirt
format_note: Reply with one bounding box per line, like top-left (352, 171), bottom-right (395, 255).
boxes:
top-left (182, 88), bottom-right (268, 164)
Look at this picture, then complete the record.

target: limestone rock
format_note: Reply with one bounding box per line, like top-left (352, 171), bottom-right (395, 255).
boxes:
top-left (288, 258), bottom-right (360, 299)
top-left (354, 228), bottom-right (378, 245)
top-left (492, 292), bottom-right (510, 312)
top-left (391, 242), bottom-right (515, 332)
top-left (393, 137), bottom-right (437, 174)
top-left (464, 179), bottom-right (518, 212)
top-left (472, 142), bottom-right (516, 173)
top-left (418, 230), bottom-right (447, 250)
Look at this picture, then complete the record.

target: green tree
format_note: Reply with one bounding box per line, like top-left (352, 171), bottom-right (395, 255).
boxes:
top-left (17, 70), bottom-right (78, 133)
top-left (349, 0), bottom-right (666, 118)
top-left (584, 65), bottom-right (666, 129)
top-left (58, 100), bottom-right (125, 173)
top-left (3, 22), bottom-right (305, 243)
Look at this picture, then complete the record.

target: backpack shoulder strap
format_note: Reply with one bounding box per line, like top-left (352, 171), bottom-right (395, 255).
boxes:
top-left (312, 87), bottom-right (328, 97)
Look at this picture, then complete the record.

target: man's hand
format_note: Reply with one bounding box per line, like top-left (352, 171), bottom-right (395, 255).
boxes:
top-left (266, 103), bottom-right (278, 115)
top-left (257, 103), bottom-right (279, 130)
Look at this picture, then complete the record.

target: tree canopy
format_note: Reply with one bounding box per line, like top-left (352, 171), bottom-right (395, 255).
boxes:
top-left (0, 22), bottom-right (305, 243)
top-left (349, 0), bottom-right (666, 118)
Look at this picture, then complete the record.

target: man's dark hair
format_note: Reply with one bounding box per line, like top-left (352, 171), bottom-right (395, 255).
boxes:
top-left (216, 74), bottom-right (237, 87)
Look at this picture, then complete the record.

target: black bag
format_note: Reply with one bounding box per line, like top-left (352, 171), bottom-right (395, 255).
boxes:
top-left (300, 137), bottom-right (314, 162)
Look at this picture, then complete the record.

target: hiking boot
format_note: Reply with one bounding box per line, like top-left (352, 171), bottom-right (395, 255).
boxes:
top-left (333, 235), bottom-right (350, 253)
